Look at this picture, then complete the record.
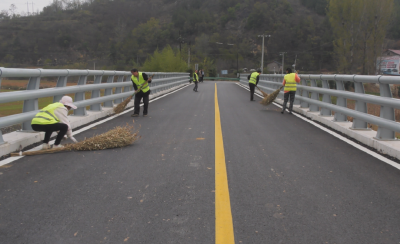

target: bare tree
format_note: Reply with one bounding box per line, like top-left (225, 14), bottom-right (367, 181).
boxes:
top-left (9, 4), bottom-right (17, 17)
top-left (114, 18), bottom-right (127, 43)
top-left (0, 10), bottom-right (9, 21)
top-left (328, 0), bottom-right (394, 74)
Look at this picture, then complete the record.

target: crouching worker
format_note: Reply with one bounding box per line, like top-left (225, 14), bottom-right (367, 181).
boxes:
top-left (31, 96), bottom-right (78, 149)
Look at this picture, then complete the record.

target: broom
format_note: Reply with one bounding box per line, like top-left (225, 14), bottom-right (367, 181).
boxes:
top-left (113, 93), bottom-right (135, 114)
top-left (11, 122), bottom-right (140, 157)
top-left (259, 86), bottom-right (284, 106)
top-left (256, 86), bottom-right (269, 98)
top-left (113, 74), bottom-right (155, 114)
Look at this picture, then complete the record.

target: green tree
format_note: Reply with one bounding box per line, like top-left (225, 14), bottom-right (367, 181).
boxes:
top-left (301, 0), bottom-right (328, 15)
top-left (142, 45), bottom-right (187, 72)
top-left (221, 3), bottom-right (241, 27)
top-left (246, 2), bottom-right (270, 30)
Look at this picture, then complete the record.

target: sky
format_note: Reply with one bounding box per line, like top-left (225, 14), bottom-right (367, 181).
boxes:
top-left (0, 0), bottom-right (52, 14)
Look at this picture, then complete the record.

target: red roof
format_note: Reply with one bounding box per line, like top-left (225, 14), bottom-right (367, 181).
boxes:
top-left (388, 49), bottom-right (400, 55)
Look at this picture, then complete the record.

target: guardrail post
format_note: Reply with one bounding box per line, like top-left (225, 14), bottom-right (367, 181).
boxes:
top-left (0, 131), bottom-right (4, 145)
top-left (276, 75), bottom-right (284, 100)
top-left (320, 78), bottom-right (332, 116)
top-left (308, 80), bottom-right (319, 112)
top-left (73, 74), bottom-right (88, 116)
top-left (89, 73), bottom-right (103, 111)
top-left (22, 73), bottom-right (41, 131)
top-left (350, 79), bottom-right (369, 130)
top-left (123, 76), bottom-right (132, 100)
top-left (53, 75), bottom-right (68, 103)
top-left (103, 73), bottom-right (115, 108)
top-left (114, 75), bottom-right (125, 104)
top-left (333, 77), bottom-right (347, 122)
top-left (375, 76), bottom-right (396, 140)
top-left (300, 79), bottom-right (309, 108)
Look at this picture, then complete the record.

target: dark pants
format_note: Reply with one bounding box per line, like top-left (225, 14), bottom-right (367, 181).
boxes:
top-left (193, 82), bottom-right (198, 91)
top-left (282, 91), bottom-right (296, 113)
top-left (200, 77), bottom-right (203, 82)
top-left (32, 123), bottom-right (68, 145)
top-left (249, 83), bottom-right (256, 100)
top-left (134, 90), bottom-right (150, 115)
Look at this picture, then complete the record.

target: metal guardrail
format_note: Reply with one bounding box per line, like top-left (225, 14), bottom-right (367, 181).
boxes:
top-left (0, 68), bottom-right (189, 144)
top-left (240, 73), bottom-right (400, 141)
top-left (203, 77), bottom-right (240, 81)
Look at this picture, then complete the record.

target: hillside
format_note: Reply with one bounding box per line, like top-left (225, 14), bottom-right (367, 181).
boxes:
top-left (0, 0), bottom-right (335, 73)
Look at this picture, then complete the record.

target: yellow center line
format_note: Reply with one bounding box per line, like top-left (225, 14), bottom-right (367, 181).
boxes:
top-left (215, 83), bottom-right (235, 244)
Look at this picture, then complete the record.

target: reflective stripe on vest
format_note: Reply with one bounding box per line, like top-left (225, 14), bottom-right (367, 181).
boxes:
top-left (193, 73), bottom-right (199, 82)
top-left (131, 72), bottom-right (150, 93)
top-left (249, 72), bottom-right (259, 85)
top-left (284, 73), bottom-right (297, 92)
top-left (31, 102), bottom-right (64, 125)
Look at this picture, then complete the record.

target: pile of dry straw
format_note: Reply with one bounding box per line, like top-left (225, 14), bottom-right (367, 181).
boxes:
top-left (11, 122), bottom-right (140, 157)
top-left (259, 86), bottom-right (284, 106)
top-left (113, 96), bottom-right (132, 114)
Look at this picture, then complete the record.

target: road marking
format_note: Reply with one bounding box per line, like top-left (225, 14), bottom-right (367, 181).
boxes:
top-left (0, 84), bottom-right (190, 167)
top-left (215, 83), bottom-right (235, 244)
top-left (236, 82), bottom-right (400, 170)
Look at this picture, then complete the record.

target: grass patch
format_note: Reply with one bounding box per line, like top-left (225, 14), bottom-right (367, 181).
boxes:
top-left (1, 79), bottom-right (80, 90)
top-left (0, 90), bottom-right (109, 117)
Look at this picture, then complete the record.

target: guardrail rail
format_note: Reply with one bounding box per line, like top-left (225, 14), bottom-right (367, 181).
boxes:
top-left (0, 68), bottom-right (189, 144)
top-left (240, 73), bottom-right (400, 141)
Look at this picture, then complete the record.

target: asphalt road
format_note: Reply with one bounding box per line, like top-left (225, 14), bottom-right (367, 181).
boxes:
top-left (0, 81), bottom-right (400, 244)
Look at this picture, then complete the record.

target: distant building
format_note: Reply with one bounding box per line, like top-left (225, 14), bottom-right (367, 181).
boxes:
top-left (377, 49), bottom-right (400, 75)
top-left (383, 49), bottom-right (400, 56)
top-left (266, 61), bottom-right (282, 73)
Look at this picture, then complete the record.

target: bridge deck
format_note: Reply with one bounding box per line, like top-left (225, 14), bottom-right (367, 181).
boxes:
top-left (1, 81), bottom-right (399, 243)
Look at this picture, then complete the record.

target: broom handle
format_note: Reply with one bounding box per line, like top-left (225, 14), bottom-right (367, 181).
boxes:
top-left (11, 147), bottom-right (67, 157)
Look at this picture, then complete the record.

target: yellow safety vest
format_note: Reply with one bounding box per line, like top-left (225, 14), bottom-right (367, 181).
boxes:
top-left (131, 72), bottom-right (150, 93)
top-left (284, 73), bottom-right (297, 92)
top-left (249, 72), bottom-right (259, 85)
top-left (31, 102), bottom-right (64, 125)
top-left (193, 73), bottom-right (199, 82)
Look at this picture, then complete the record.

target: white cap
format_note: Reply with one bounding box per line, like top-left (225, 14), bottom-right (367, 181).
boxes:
top-left (59, 96), bottom-right (77, 109)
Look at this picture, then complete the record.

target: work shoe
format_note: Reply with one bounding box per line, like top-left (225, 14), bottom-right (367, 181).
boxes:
top-left (52, 144), bottom-right (64, 149)
top-left (131, 114), bottom-right (139, 117)
top-left (143, 114), bottom-right (148, 117)
top-left (288, 112), bottom-right (293, 115)
top-left (42, 143), bottom-right (50, 150)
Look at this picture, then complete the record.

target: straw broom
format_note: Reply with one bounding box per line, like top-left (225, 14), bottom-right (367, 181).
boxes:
top-left (113, 94), bottom-right (135, 114)
top-left (11, 122), bottom-right (140, 157)
top-left (259, 86), bottom-right (284, 106)
top-left (256, 86), bottom-right (269, 98)
top-left (113, 74), bottom-right (155, 114)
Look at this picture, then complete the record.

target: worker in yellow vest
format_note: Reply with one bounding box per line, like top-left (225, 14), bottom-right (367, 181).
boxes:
top-left (130, 68), bottom-right (153, 117)
top-left (193, 70), bottom-right (199, 92)
top-left (281, 68), bottom-right (301, 114)
top-left (247, 68), bottom-right (261, 101)
top-left (31, 96), bottom-right (78, 149)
